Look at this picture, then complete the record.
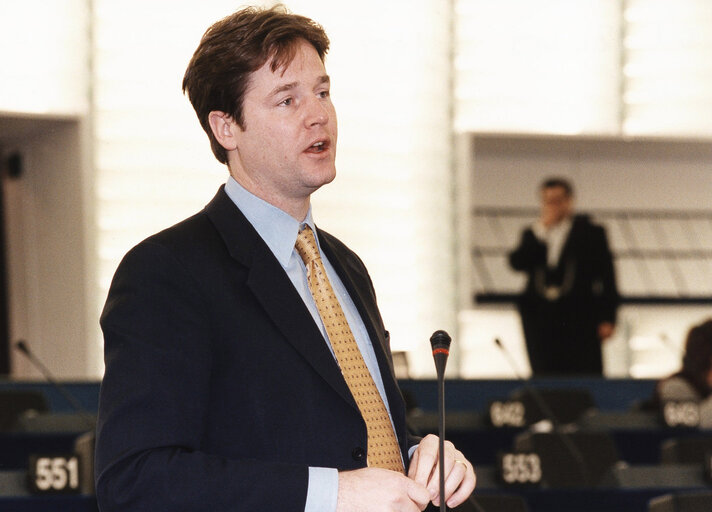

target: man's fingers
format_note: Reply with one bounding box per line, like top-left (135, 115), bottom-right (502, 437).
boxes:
top-left (442, 459), bottom-right (472, 506)
top-left (447, 485), bottom-right (476, 509)
top-left (423, 441), bottom-right (456, 491)
top-left (337, 468), bottom-right (434, 512)
top-left (406, 478), bottom-right (431, 511)
top-left (429, 452), bottom-right (474, 506)
top-left (411, 435), bottom-right (439, 488)
top-left (408, 436), bottom-right (477, 508)
top-left (446, 462), bottom-right (476, 508)
top-left (407, 447), bottom-right (419, 479)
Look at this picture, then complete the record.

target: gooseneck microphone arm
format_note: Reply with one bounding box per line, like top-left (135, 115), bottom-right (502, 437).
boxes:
top-left (493, 337), bottom-right (592, 486)
top-left (15, 340), bottom-right (95, 428)
top-left (430, 330), bottom-right (451, 512)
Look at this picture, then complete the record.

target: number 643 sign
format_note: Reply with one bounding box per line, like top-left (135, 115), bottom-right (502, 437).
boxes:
top-left (28, 454), bottom-right (81, 494)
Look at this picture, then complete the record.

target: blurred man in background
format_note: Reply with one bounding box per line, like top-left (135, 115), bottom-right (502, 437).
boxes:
top-left (509, 177), bottom-right (619, 376)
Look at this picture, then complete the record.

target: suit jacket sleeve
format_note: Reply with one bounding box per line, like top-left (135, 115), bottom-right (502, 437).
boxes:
top-left (95, 240), bottom-right (308, 512)
top-left (509, 227), bottom-right (546, 272)
top-left (590, 225), bottom-right (619, 324)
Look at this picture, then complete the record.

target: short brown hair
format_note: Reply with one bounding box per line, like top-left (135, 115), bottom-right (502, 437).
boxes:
top-left (541, 177), bottom-right (574, 197)
top-left (682, 319), bottom-right (712, 384)
top-left (182, 5), bottom-right (330, 164)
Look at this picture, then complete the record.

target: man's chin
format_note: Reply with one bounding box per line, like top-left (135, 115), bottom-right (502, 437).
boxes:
top-left (307, 166), bottom-right (337, 189)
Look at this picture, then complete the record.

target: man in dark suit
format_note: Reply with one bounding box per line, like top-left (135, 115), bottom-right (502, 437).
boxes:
top-left (94, 5), bottom-right (475, 512)
top-left (509, 178), bottom-right (619, 376)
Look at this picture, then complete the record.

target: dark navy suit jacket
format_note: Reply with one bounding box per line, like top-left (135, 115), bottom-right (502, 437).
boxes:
top-left (95, 186), bottom-right (413, 511)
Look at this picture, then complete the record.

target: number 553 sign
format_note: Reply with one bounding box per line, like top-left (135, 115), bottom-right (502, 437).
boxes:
top-left (28, 454), bottom-right (81, 494)
top-left (498, 452), bottom-right (543, 486)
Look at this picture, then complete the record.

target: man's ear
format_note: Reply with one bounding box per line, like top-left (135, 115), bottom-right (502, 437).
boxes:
top-left (208, 111), bottom-right (239, 152)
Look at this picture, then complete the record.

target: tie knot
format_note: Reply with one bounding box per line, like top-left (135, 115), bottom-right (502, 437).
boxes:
top-left (295, 226), bottom-right (320, 265)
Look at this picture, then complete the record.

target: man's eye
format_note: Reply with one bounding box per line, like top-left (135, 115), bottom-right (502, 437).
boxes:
top-left (318, 90), bottom-right (330, 98)
top-left (279, 98), bottom-right (293, 106)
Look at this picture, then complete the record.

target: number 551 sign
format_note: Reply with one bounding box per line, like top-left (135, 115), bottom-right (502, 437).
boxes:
top-left (28, 454), bottom-right (81, 494)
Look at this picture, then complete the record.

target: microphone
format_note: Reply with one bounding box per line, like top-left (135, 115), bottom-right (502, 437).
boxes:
top-left (429, 331), bottom-right (486, 512)
top-left (492, 337), bottom-right (593, 486)
top-left (430, 330), bottom-right (451, 512)
top-left (493, 338), bottom-right (521, 380)
top-left (430, 330), bottom-right (451, 378)
top-left (14, 340), bottom-right (95, 429)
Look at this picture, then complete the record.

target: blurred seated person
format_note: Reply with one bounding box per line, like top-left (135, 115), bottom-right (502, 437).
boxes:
top-left (651, 319), bottom-right (712, 427)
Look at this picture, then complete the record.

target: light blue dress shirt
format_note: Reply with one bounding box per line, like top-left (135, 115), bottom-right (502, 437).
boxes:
top-left (224, 177), bottom-right (399, 512)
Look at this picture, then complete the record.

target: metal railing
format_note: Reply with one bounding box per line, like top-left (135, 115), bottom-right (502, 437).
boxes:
top-left (470, 207), bottom-right (712, 304)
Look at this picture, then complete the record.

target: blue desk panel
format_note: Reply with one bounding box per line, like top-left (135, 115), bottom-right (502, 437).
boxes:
top-left (0, 495), bottom-right (98, 512)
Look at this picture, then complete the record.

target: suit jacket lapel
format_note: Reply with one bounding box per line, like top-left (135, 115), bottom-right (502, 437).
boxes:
top-left (203, 187), bottom-right (356, 408)
top-left (557, 216), bottom-right (581, 269)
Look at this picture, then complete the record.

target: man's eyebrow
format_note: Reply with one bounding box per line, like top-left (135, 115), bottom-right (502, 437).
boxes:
top-left (268, 75), bottom-right (330, 97)
top-left (269, 81), bottom-right (299, 97)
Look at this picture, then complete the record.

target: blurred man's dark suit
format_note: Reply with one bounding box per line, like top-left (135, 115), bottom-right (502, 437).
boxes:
top-left (509, 214), bottom-right (619, 376)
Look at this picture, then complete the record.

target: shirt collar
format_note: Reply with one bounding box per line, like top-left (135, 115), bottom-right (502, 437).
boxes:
top-left (224, 177), bottom-right (318, 268)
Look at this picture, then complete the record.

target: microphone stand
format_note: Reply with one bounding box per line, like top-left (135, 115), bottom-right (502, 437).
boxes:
top-left (493, 338), bottom-right (592, 487)
top-left (438, 367), bottom-right (446, 511)
top-left (429, 331), bottom-right (487, 512)
top-left (430, 330), bottom-right (451, 512)
top-left (14, 340), bottom-right (96, 429)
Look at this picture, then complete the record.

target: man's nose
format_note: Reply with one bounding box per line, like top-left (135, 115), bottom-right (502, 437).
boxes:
top-left (304, 97), bottom-right (329, 126)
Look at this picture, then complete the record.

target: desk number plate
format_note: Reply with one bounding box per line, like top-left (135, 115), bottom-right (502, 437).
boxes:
top-left (28, 454), bottom-right (81, 494)
top-left (489, 400), bottom-right (526, 428)
top-left (662, 401), bottom-right (700, 428)
top-left (498, 452), bottom-right (542, 486)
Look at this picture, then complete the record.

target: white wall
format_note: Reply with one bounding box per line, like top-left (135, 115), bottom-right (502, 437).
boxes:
top-left (0, 0), bottom-right (89, 115)
top-left (0, 0), bottom-right (94, 379)
top-left (470, 137), bottom-right (712, 210)
top-left (1, 116), bottom-right (96, 378)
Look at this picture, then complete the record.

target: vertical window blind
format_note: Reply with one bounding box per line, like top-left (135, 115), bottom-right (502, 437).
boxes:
top-left (623, 0), bottom-right (712, 136)
top-left (0, 0), bottom-right (88, 115)
top-left (454, 0), bottom-right (623, 135)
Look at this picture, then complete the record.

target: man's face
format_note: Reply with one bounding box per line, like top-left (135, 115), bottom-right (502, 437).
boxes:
top-left (540, 185), bottom-right (572, 226)
top-left (229, 40), bottom-right (337, 212)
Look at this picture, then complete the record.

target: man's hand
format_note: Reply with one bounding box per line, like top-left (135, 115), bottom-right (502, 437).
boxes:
top-left (336, 467), bottom-right (430, 512)
top-left (598, 322), bottom-right (615, 341)
top-left (407, 434), bottom-right (476, 509)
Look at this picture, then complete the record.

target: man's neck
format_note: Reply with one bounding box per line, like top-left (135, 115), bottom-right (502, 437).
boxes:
top-left (229, 172), bottom-right (310, 222)
top-left (550, 215), bottom-right (572, 229)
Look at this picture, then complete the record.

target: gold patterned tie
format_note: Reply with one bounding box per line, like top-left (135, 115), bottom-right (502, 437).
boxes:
top-left (295, 226), bottom-right (404, 472)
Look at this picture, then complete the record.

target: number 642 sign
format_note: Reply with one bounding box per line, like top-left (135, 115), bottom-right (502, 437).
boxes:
top-left (28, 454), bottom-right (81, 494)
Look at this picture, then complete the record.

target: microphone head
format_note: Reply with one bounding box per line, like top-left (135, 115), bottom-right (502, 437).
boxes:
top-left (15, 340), bottom-right (29, 355)
top-left (430, 330), bottom-right (451, 351)
top-left (430, 330), bottom-right (451, 376)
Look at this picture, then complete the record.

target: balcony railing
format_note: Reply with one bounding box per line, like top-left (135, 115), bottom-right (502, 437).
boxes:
top-left (471, 207), bottom-right (712, 304)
